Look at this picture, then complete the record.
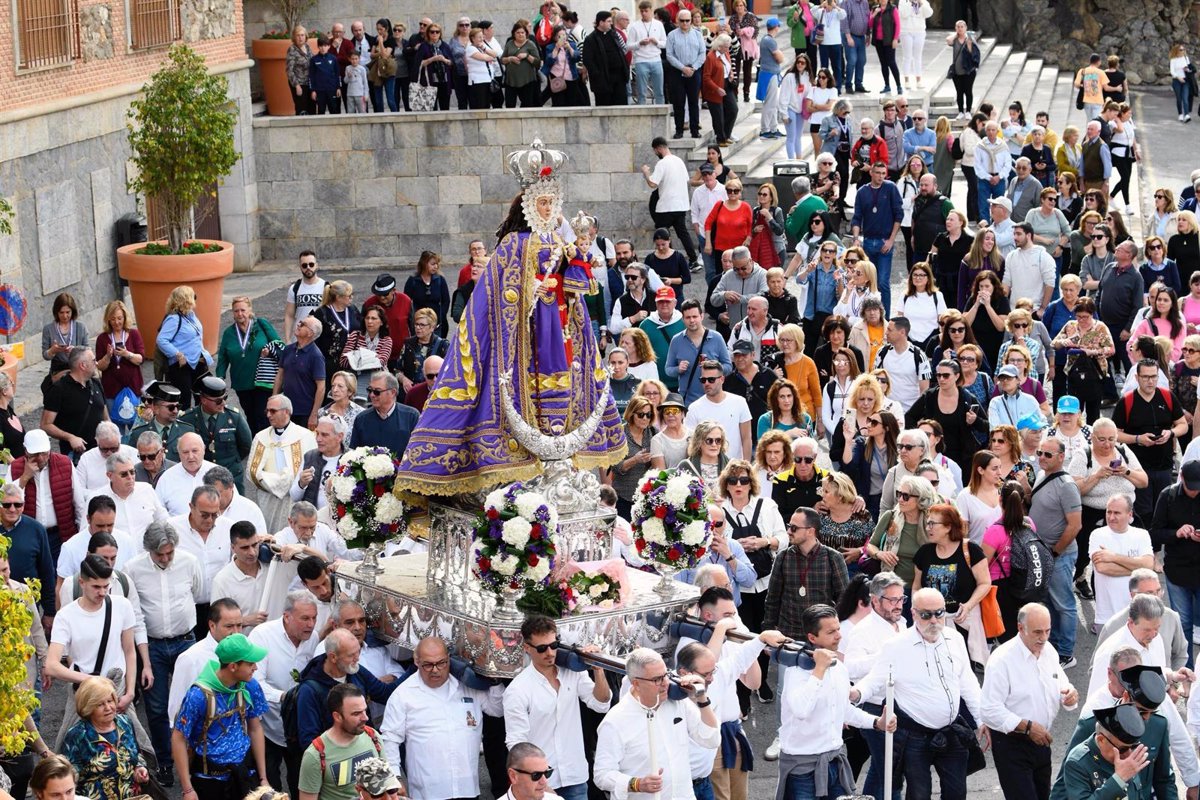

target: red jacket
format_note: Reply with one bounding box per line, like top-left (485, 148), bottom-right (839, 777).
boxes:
top-left (664, 0), bottom-right (697, 22)
top-left (851, 135), bottom-right (889, 170)
top-left (10, 454), bottom-right (78, 542)
top-left (701, 51), bottom-right (730, 104)
top-left (363, 293), bottom-right (413, 345)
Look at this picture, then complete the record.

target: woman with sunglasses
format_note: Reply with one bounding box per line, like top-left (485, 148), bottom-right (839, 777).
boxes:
top-left (416, 23), bottom-right (454, 110)
top-left (810, 152), bottom-right (843, 220)
top-left (997, 310), bottom-right (1045, 380)
top-left (963, 270), bottom-right (1009, 369)
top-left (1045, 395), bottom-right (1092, 466)
top-left (1172, 335), bottom-right (1200, 448)
top-left (929, 308), bottom-right (975, 365)
top-left (842, 408), bottom-right (899, 518)
top-left (818, 472), bottom-right (874, 571)
top-left (750, 185), bottom-right (786, 270)
top-left (979, 480), bottom-right (1033, 641)
top-left (905, 358), bottom-right (985, 470)
top-left (678, 420), bottom-right (730, 494)
top-left (648, 393), bottom-right (690, 470)
top-left (1139, 235), bottom-right (1182, 297)
top-left (1106, 209), bottom-right (1132, 246)
top-left (956, 228), bottom-right (1002, 310)
top-left (608, 397), bottom-right (659, 519)
top-left (955, 450), bottom-right (1004, 545)
top-left (703, 180), bottom-right (754, 266)
top-left (896, 262), bottom-right (946, 350)
top-left (955, 343), bottom-right (992, 415)
top-left (864, 474), bottom-right (934, 587)
top-left (819, 346), bottom-right (860, 446)
top-left (880, 427), bottom-right (932, 513)
top-left (1077, 189), bottom-right (1109, 229)
top-left (791, 222), bottom-right (843, 347)
top-left (912, 503), bottom-right (991, 649)
top-left (996, 342), bottom-right (1051, 418)
top-left (988, 424), bottom-right (1035, 492)
top-left (830, 371), bottom-right (883, 470)
top-left (1130, 286), bottom-right (1187, 361)
top-left (1151, 187), bottom-right (1180, 240)
top-left (1066, 210), bottom-right (1102, 277)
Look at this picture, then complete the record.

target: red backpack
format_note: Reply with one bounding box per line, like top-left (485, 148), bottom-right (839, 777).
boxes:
top-left (1122, 388), bottom-right (1173, 420)
top-left (312, 725), bottom-right (384, 778)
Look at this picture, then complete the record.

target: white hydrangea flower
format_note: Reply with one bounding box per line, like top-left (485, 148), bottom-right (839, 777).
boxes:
top-left (494, 554), bottom-right (519, 576)
top-left (502, 517), bottom-right (533, 549)
top-left (332, 476), bottom-right (358, 503)
top-left (664, 475), bottom-right (693, 506)
top-left (545, 507), bottom-right (558, 533)
top-left (641, 518), bottom-right (666, 544)
top-left (681, 520), bottom-right (707, 546)
top-left (337, 515), bottom-right (359, 539)
top-left (484, 488), bottom-right (508, 512)
top-left (362, 454), bottom-right (396, 480)
top-left (374, 494), bottom-right (404, 524)
top-left (515, 491), bottom-right (547, 521)
top-left (525, 559), bottom-right (550, 582)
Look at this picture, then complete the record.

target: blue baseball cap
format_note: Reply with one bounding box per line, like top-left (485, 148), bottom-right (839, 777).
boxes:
top-left (766, 16), bottom-right (781, 28)
top-left (1056, 395), bottom-right (1081, 414)
top-left (1016, 413), bottom-right (1046, 432)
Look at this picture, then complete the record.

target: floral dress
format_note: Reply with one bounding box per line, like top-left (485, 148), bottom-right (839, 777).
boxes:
top-left (63, 715), bottom-right (139, 800)
top-left (1053, 320), bottom-right (1114, 377)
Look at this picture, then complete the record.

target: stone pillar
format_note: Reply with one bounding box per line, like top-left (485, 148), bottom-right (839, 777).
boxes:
top-left (218, 67), bottom-right (261, 270)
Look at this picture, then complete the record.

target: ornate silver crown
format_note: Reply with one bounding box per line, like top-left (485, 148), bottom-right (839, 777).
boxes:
top-left (569, 210), bottom-right (595, 239)
top-left (506, 138), bottom-right (569, 188)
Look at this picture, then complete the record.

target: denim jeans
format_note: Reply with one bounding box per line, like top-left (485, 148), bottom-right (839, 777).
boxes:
top-left (861, 703), bottom-right (901, 800)
top-left (900, 728), bottom-right (969, 800)
top-left (863, 237), bottom-right (894, 316)
top-left (556, 782), bottom-right (589, 800)
top-left (700, 234), bottom-right (720, 284)
top-left (632, 60), bottom-right (665, 105)
top-left (693, 776), bottom-right (715, 800)
top-left (977, 176), bottom-right (1007, 223)
top-left (371, 77), bottom-right (398, 112)
top-left (818, 44), bottom-right (844, 91)
top-left (145, 634), bottom-right (195, 763)
top-left (1165, 576), bottom-right (1200, 670)
top-left (1173, 79), bottom-right (1194, 116)
top-left (784, 762), bottom-right (845, 800)
top-left (845, 34), bottom-right (867, 89)
top-left (1046, 550), bottom-right (1077, 659)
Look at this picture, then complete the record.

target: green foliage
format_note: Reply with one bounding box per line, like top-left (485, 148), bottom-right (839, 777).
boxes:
top-left (260, 28), bottom-right (293, 39)
top-left (0, 198), bottom-right (12, 237)
top-left (0, 531), bottom-right (39, 755)
top-left (126, 45), bottom-right (240, 253)
top-left (515, 580), bottom-right (567, 617)
top-left (266, 0), bottom-right (317, 43)
top-left (137, 241), bottom-right (223, 255)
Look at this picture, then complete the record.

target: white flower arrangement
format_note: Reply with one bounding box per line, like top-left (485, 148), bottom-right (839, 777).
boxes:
top-left (502, 517), bottom-right (533, 549)
top-left (362, 453), bottom-right (396, 480)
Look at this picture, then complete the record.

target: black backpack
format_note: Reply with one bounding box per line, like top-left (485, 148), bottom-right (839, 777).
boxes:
top-left (280, 681), bottom-right (303, 751)
top-left (1004, 524), bottom-right (1052, 603)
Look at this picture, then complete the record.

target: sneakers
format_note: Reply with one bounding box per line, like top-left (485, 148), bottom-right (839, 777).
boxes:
top-left (765, 736), bottom-right (782, 761)
top-left (1074, 578), bottom-right (1094, 600)
top-left (1187, 114), bottom-right (1193, 123)
top-left (1060, 656), bottom-right (1078, 669)
top-left (756, 683), bottom-right (775, 703)
top-left (1181, 114), bottom-right (1186, 122)
top-left (691, 259), bottom-right (705, 273)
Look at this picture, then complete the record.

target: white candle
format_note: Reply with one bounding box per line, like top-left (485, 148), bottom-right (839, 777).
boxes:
top-left (646, 711), bottom-right (659, 800)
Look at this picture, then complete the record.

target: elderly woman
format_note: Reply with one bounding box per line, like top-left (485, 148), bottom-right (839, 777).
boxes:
top-left (285, 26), bottom-right (312, 115)
top-left (753, 429), bottom-right (794, 492)
top-left (810, 152), bottom-right (842, 219)
top-left (880, 428), bottom-right (933, 513)
top-left (94, 300), bottom-right (145, 404)
top-left (916, 418), bottom-right (964, 494)
top-left (995, 343), bottom-right (1050, 419)
top-left (864, 474), bottom-right (935, 585)
top-left (1042, 273), bottom-right (1083, 401)
top-left (818, 471), bottom-right (874, 570)
top-left (608, 397), bottom-right (658, 519)
top-left (416, 22), bottom-right (454, 110)
top-left (819, 100), bottom-right (855, 208)
top-left (762, 267), bottom-right (803, 329)
top-left (1053, 296), bottom-right (1114, 423)
top-left (501, 21), bottom-right (542, 108)
top-left (1046, 395), bottom-right (1093, 466)
top-left (319, 371), bottom-right (363, 428)
top-left (702, 34), bottom-right (739, 147)
top-left (771, 324), bottom-right (821, 421)
top-left (677, 420), bottom-right (730, 494)
top-left (216, 295), bottom-right (283, 435)
top-left (648, 393), bottom-right (690, 470)
top-left (914, 502), bottom-right (992, 657)
top-left (62, 677), bottom-right (146, 800)
top-left (635, 378), bottom-right (669, 426)
top-left (1056, 125), bottom-right (1083, 183)
top-left (43, 292), bottom-right (90, 390)
top-left (1140, 235), bottom-right (1182, 296)
top-left (156, 286), bottom-right (212, 411)
top-left (397, 308), bottom-right (449, 393)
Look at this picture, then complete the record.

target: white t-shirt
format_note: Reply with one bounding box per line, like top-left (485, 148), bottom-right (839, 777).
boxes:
top-left (685, 394), bottom-right (752, 459)
top-left (465, 45), bottom-right (494, 85)
top-left (51, 596), bottom-right (136, 677)
top-left (878, 343), bottom-right (930, 412)
top-left (1089, 525), bottom-right (1153, 627)
top-left (896, 293), bottom-right (945, 345)
top-left (287, 277), bottom-right (327, 325)
top-left (651, 154), bottom-right (692, 214)
top-left (57, 528), bottom-right (137, 578)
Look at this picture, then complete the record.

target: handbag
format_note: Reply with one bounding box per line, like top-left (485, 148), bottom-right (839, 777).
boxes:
top-left (411, 66), bottom-right (439, 111)
top-left (1075, 83), bottom-right (1085, 110)
top-left (550, 75), bottom-right (567, 93)
top-left (961, 539), bottom-right (1003, 637)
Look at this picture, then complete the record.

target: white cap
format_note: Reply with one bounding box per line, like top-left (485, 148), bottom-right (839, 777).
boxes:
top-left (24, 429), bottom-right (51, 454)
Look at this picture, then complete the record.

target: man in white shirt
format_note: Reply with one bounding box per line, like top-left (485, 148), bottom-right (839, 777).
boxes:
top-left (987, 197), bottom-right (1016, 256)
top-left (169, 485), bottom-right (233, 637)
top-left (167, 597), bottom-right (243, 724)
top-left (273, 501), bottom-right (351, 571)
top-left (1086, 593), bottom-right (1194, 702)
top-left (641, 137), bottom-right (699, 269)
top-left (1097, 569), bottom-right (1189, 671)
top-left (381, 636), bottom-right (505, 799)
top-left (284, 251), bottom-right (327, 340)
top-left (155, 432), bottom-right (216, 517)
top-left (777, 605), bottom-right (891, 799)
top-left (248, 589), bottom-right (320, 798)
top-left (691, 165), bottom-right (728, 282)
top-left (875, 316), bottom-right (930, 412)
top-left (504, 743), bottom-right (562, 800)
top-left (594, 647), bottom-right (720, 800)
top-left (853, 588), bottom-right (986, 800)
top-left (210, 521), bottom-right (270, 631)
top-left (981, 602), bottom-right (1079, 800)
top-left (76, 421), bottom-right (137, 491)
top-left (205, 466), bottom-right (268, 536)
top-left (124, 519), bottom-right (204, 781)
top-left (84, 450), bottom-right (168, 544)
top-left (1089, 495), bottom-right (1154, 629)
top-left (504, 616), bottom-right (612, 800)
top-left (57, 495), bottom-right (136, 590)
top-left (627, 0), bottom-right (665, 103)
top-left (684, 362), bottom-right (752, 459)
top-left (330, 598), bottom-right (407, 690)
top-left (1002, 223), bottom-right (1057, 317)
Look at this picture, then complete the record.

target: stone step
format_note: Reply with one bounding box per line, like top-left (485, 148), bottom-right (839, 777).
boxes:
top-left (999, 55), bottom-right (1042, 115)
top-left (930, 40), bottom-right (1007, 116)
top-left (1029, 65), bottom-right (1058, 119)
top-left (1049, 70), bottom-right (1079, 132)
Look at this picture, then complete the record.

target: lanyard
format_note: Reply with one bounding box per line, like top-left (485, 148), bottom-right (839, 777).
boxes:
top-left (235, 322), bottom-right (252, 353)
top-left (332, 307), bottom-right (351, 332)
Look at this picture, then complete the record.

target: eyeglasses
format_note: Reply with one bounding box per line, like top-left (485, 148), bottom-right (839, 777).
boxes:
top-left (699, 376), bottom-right (720, 384)
top-left (959, 355), bottom-right (977, 363)
top-left (923, 518), bottom-right (946, 528)
top-left (1148, 244), bottom-right (1164, 250)
top-left (300, 261), bottom-right (317, 267)
top-left (1086, 196), bottom-right (1098, 202)
top-left (1154, 194), bottom-right (1167, 200)
top-left (625, 274), bottom-right (641, 281)
top-left (820, 248), bottom-right (837, 254)
top-left (424, 373), bottom-right (439, 381)
top-left (898, 444), bottom-right (923, 452)
top-left (879, 595), bottom-right (905, 605)
top-left (1035, 449), bottom-right (1059, 458)
top-left (703, 437), bottom-right (724, 445)
top-left (711, 521), bottom-right (725, 529)
top-left (727, 475), bottom-right (752, 485)
top-left (0, 502), bottom-right (24, 508)
top-left (727, 188), bottom-right (742, 194)
top-left (1099, 732), bottom-right (1135, 757)
top-left (207, 395), bottom-right (227, 404)
top-left (526, 639), bottom-right (560, 653)
top-left (796, 455), bottom-right (816, 464)
top-left (948, 326), bottom-right (966, 333)
top-left (367, 387), bottom-right (393, 396)
top-left (368, 789), bottom-right (401, 799)
top-left (1183, 347), bottom-right (1199, 354)
top-left (419, 658), bottom-right (450, 671)
top-left (1012, 322), bottom-right (1029, 329)
top-left (458, 21), bottom-right (470, 25)
top-left (867, 418), bottom-right (882, 426)
top-left (394, 27), bottom-right (404, 31)
top-left (786, 523), bottom-right (815, 533)
top-left (758, 190), bottom-right (771, 196)
top-left (139, 450), bottom-right (163, 461)
top-left (634, 411), bottom-right (653, 419)
top-left (990, 437), bottom-right (1008, 444)
top-left (158, 403), bottom-right (179, 411)
top-left (513, 768), bottom-right (556, 782)
top-left (935, 373), bottom-right (954, 380)
top-left (844, 257), bottom-right (860, 265)
top-left (266, 407), bottom-right (286, 414)
top-left (925, 477), bottom-right (940, 485)
top-left (115, 469), bottom-right (136, 478)
top-left (916, 609), bottom-right (947, 620)
top-left (1091, 234), bottom-right (1107, 240)
top-left (194, 510), bottom-right (220, 520)
top-left (634, 673), bottom-right (670, 686)
top-left (895, 490), bottom-right (915, 501)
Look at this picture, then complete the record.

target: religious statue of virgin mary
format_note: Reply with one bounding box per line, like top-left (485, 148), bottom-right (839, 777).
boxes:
top-left (394, 140), bottom-right (627, 496)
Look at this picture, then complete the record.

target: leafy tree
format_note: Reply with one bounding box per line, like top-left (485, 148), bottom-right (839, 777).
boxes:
top-left (0, 529), bottom-right (39, 755)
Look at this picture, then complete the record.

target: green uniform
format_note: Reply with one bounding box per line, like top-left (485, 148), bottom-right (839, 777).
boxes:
top-left (124, 418), bottom-right (196, 455)
top-left (179, 405), bottom-right (252, 492)
top-left (1050, 714), bottom-right (1176, 800)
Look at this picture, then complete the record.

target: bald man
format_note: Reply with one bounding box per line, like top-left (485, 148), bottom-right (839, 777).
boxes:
top-left (403, 355), bottom-right (444, 411)
top-left (154, 432), bottom-right (217, 517)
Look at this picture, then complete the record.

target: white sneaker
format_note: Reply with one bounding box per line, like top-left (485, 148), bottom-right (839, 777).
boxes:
top-left (765, 735), bottom-right (782, 761)
top-left (1187, 114), bottom-right (1193, 123)
top-left (1181, 114), bottom-right (1186, 122)
top-left (1125, 204), bottom-right (1134, 216)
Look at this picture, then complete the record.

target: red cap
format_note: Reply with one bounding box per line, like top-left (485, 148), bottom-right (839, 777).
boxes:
top-left (655, 287), bottom-right (676, 301)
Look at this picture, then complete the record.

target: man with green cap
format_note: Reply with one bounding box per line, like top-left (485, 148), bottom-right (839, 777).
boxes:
top-left (172, 633), bottom-right (271, 800)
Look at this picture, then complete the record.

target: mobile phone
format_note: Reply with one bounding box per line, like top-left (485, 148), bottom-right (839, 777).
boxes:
top-left (969, 404), bottom-right (981, 415)
top-left (1110, 458), bottom-right (1123, 469)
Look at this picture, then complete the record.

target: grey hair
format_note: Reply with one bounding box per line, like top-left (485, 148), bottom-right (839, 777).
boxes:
top-left (792, 436), bottom-right (820, 456)
top-left (791, 176), bottom-right (811, 196)
top-left (306, 316), bottom-right (324, 337)
top-left (67, 346), bottom-right (92, 370)
top-left (136, 431), bottom-right (163, 450)
top-left (507, 742), bottom-right (546, 770)
top-left (711, 32), bottom-right (731, 49)
top-left (290, 500), bottom-right (319, 520)
top-left (0, 373), bottom-right (11, 394)
top-left (624, 647), bottom-right (664, 680)
top-left (370, 371), bottom-right (400, 392)
top-left (95, 421), bottom-right (121, 442)
top-left (270, 394), bottom-right (293, 414)
top-left (203, 465), bottom-right (237, 490)
top-left (1117, 240), bottom-right (1140, 260)
top-left (1092, 417), bottom-right (1117, 435)
top-left (693, 563), bottom-right (728, 591)
top-left (1, 483), bottom-right (23, 500)
top-left (1016, 602), bottom-right (1048, 626)
top-left (106, 451), bottom-right (136, 472)
top-left (317, 415), bottom-right (347, 437)
top-left (1128, 568), bottom-right (1159, 592)
top-left (1041, 434), bottom-right (1066, 454)
top-left (868, 571), bottom-right (904, 598)
top-left (143, 520), bottom-right (178, 553)
top-left (324, 627), bottom-right (357, 655)
top-left (1015, 156), bottom-right (1031, 168)
top-left (898, 429), bottom-right (929, 450)
top-left (190, 485), bottom-right (220, 506)
top-left (729, 246), bottom-right (751, 262)
top-left (1128, 593), bottom-right (1164, 623)
top-left (1109, 645), bottom-right (1142, 670)
top-left (334, 598), bottom-right (364, 621)
top-left (284, 589), bottom-right (320, 614)
top-left (832, 99), bottom-right (852, 116)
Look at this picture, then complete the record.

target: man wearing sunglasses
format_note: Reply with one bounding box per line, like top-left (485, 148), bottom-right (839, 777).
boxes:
top-left (125, 381), bottom-right (194, 454)
top-left (504, 743), bottom-right (558, 800)
top-left (75, 421), bottom-right (137, 492)
top-left (763, 508), bottom-right (849, 640)
top-left (1054, 702), bottom-right (1157, 800)
top-left (684, 361), bottom-right (752, 460)
top-left (82, 453), bottom-right (164, 561)
top-left (852, 588), bottom-right (986, 800)
top-left (180, 376), bottom-right (253, 495)
top-left (348, 372), bottom-right (419, 458)
top-left (504, 616), bottom-right (611, 800)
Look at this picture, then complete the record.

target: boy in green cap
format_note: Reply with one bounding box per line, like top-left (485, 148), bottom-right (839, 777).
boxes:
top-left (173, 633), bottom-right (271, 800)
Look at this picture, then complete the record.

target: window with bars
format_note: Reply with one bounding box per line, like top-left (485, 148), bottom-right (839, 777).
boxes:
top-left (129, 0), bottom-right (181, 50)
top-left (15, 0), bottom-right (78, 70)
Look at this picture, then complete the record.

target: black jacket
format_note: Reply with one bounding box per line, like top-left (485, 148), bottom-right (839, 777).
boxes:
top-left (1152, 482), bottom-right (1200, 589)
top-left (582, 28), bottom-right (628, 85)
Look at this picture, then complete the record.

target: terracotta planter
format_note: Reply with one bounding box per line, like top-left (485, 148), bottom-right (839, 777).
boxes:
top-left (252, 38), bottom-right (296, 117)
top-left (0, 350), bottom-right (18, 393)
top-left (117, 240), bottom-right (234, 359)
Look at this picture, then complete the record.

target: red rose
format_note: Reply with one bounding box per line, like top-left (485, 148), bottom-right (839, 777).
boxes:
top-left (642, 481), bottom-right (653, 493)
top-left (337, 504), bottom-right (346, 516)
top-left (668, 546), bottom-right (682, 560)
top-left (528, 553), bottom-right (539, 566)
top-left (374, 483), bottom-right (386, 497)
top-left (695, 547), bottom-right (706, 559)
top-left (479, 557), bottom-right (492, 572)
top-left (487, 508), bottom-right (500, 520)
top-left (510, 579), bottom-right (520, 589)
top-left (635, 538), bottom-right (646, 554)
top-left (654, 506), bottom-right (668, 519)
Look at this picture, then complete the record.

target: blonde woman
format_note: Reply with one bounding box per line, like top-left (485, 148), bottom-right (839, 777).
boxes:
top-left (818, 471), bottom-right (874, 567)
top-left (830, 371), bottom-right (884, 468)
top-left (619, 328), bottom-right (660, 382)
top-left (678, 420), bottom-right (730, 494)
top-left (216, 295), bottom-right (283, 433)
top-left (311, 280), bottom-right (361, 389)
top-left (832, 259), bottom-right (880, 325)
top-left (95, 300), bottom-right (145, 402)
top-left (635, 378), bottom-right (670, 426)
top-left (1169, 43), bottom-right (1193, 122)
top-left (996, 309), bottom-right (1044, 380)
top-left (157, 286), bottom-right (212, 410)
top-left (285, 26), bottom-right (313, 115)
top-left (320, 371), bottom-right (363, 429)
top-left (770, 324), bottom-right (820, 424)
top-left (1056, 125), bottom-right (1083, 182)
top-left (62, 677), bottom-right (145, 800)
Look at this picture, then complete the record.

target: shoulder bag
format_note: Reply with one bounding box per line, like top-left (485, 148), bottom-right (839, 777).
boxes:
top-left (411, 66), bottom-right (439, 111)
top-left (962, 540), bottom-right (1003, 638)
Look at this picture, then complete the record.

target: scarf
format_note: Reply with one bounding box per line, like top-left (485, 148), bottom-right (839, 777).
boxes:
top-left (196, 660), bottom-right (252, 705)
top-left (977, 138), bottom-right (1007, 174)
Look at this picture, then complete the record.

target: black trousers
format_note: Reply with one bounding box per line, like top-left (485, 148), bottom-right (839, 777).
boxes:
top-left (467, 82), bottom-right (492, 109)
top-left (1075, 504), bottom-right (1106, 583)
top-left (264, 738), bottom-right (300, 800)
top-left (952, 73), bottom-right (976, 114)
top-left (593, 82), bottom-right (629, 106)
top-left (708, 85), bottom-right (738, 142)
top-left (1111, 153), bottom-right (1135, 205)
top-left (505, 82), bottom-right (541, 108)
top-left (650, 210), bottom-right (699, 264)
top-left (875, 44), bottom-right (900, 90)
top-left (673, 71), bottom-right (702, 136)
top-left (990, 729), bottom-right (1051, 800)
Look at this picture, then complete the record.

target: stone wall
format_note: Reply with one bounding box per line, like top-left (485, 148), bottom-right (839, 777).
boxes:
top-left (252, 105), bottom-right (670, 262)
top-left (980, 0), bottom-right (1195, 83)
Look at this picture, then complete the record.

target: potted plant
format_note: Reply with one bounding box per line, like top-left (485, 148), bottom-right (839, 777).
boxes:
top-left (252, 0), bottom-right (318, 115)
top-left (118, 44), bottom-right (240, 358)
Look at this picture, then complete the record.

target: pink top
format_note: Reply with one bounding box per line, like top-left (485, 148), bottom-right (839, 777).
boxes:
top-left (981, 517), bottom-right (1038, 581)
top-left (1182, 296), bottom-right (1200, 334)
top-left (1130, 317), bottom-right (1187, 361)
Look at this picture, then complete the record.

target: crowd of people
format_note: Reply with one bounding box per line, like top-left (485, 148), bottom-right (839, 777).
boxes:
top-left (6, 4), bottom-right (1200, 800)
